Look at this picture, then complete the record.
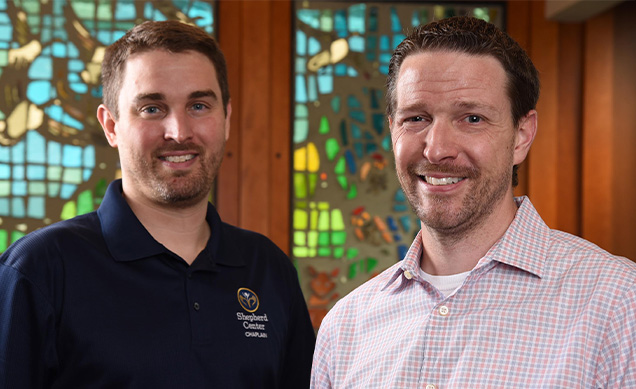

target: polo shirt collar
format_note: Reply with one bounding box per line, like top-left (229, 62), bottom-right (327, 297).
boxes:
top-left (384, 195), bottom-right (549, 290)
top-left (97, 179), bottom-right (244, 268)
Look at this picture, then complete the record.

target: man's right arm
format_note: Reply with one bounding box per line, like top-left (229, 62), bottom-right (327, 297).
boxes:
top-left (0, 260), bottom-right (59, 388)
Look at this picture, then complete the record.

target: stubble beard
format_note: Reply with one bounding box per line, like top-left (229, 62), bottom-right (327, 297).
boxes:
top-left (398, 160), bottom-right (512, 244)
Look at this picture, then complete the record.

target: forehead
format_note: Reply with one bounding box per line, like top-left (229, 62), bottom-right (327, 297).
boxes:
top-left (395, 50), bottom-right (509, 109)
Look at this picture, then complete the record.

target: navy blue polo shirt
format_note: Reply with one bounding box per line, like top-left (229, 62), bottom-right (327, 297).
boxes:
top-left (0, 179), bottom-right (315, 388)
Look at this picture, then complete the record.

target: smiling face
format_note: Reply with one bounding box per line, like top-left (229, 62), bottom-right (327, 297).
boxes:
top-left (390, 50), bottom-right (535, 238)
top-left (98, 49), bottom-right (231, 209)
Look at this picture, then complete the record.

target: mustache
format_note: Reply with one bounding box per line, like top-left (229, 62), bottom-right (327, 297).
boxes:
top-left (406, 162), bottom-right (479, 178)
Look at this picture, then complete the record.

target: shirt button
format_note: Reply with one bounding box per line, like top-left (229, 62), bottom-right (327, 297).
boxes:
top-left (193, 302), bottom-right (200, 311)
top-left (404, 270), bottom-right (413, 280)
top-left (426, 384), bottom-right (437, 389)
top-left (439, 305), bottom-right (449, 316)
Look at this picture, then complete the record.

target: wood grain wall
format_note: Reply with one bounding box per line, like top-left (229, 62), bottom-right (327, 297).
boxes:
top-left (215, 0), bottom-right (636, 261)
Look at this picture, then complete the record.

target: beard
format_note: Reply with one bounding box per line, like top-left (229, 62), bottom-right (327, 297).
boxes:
top-left (397, 158), bottom-right (513, 241)
top-left (127, 142), bottom-right (225, 208)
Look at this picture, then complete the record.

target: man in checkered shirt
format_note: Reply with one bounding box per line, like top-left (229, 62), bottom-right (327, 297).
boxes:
top-left (311, 16), bottom-right (636, 388)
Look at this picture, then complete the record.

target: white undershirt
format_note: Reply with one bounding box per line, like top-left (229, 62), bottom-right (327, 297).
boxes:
top-left (418, 267), bottom-right (471, 297)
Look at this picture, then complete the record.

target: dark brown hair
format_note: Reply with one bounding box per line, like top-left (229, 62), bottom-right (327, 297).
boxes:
top-left (386, 16), bottom-right (539, 186)
top-left (101, 20), bottom-right (230, 119)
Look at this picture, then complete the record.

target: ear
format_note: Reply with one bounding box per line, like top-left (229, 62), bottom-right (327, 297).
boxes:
top-left (97, 104), bottom-right (118, 148)
top-left (513, 110), bottom-right (537, 166)
top-left (224, 100), bottom-right (232, 141)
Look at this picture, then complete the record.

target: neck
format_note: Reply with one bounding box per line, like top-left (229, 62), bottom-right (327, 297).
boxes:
top-left (125, 194), bottom-right (210, 265)
top-left (419, 197), bottom-right (518, 275)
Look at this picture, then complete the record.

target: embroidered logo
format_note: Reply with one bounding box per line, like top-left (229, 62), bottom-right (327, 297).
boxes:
top-left (237, 287), bottom-right (259, 312)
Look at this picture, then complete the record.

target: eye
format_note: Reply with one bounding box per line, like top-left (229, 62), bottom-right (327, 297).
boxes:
top-left (142, 106), bottom-right (161, 114)
top-left (465, 115), bottom-right (482, 124)
top-left (192, 103), bottom-right (207, 111)
top-left (405, 116), bottom-right (424, 123)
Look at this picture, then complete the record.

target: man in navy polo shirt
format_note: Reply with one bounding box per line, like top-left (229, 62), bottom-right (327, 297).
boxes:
top-left (0, 21), bottom-right (314, 388)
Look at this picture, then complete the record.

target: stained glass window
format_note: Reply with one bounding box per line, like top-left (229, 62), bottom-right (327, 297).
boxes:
top-left (0, 0), bottom-right (215, 253)
top-left (293, 1), bottom-right (505, 329)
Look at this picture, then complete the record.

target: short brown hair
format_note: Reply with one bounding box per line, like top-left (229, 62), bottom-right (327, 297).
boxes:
top-left (101, 20), bottom-right (230, 119)
top-left (386, 16), bottom-right (539, 187)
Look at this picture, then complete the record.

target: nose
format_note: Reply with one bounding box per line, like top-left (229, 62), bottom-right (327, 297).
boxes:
top-left (164, 111), bottom-right (193, 143)
top-left (422, 119), bottom-right (458, 164)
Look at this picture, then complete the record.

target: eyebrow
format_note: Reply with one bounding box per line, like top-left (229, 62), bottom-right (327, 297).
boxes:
top-left (132, 89), bottom-right (218, 104)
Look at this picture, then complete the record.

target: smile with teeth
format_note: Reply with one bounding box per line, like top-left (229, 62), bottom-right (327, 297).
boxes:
top-left (161, 154), bottom-right (196, 163)
top-left (423, 176), bottom-right (464, 186)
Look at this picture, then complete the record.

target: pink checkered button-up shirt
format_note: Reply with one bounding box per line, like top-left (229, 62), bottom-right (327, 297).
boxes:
top-left (311, 197), bottom-right (636, 388)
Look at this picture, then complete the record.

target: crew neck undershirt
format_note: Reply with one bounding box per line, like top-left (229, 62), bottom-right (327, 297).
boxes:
top-left (418, 267), bottom-right (471, 297)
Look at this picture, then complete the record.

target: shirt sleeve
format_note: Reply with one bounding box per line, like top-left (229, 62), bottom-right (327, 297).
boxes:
top-left (311, 315), bottom-right (333, 389)
top-left (596, 282), bottom-right (636, 387)
top-left (280, 274), bottom-right (316, 389)
top-left (0, 261), bottom-right (59, 388)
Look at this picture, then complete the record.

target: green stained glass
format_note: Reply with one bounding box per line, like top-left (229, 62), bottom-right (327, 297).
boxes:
top-left (318, 202), bottom-right (330, 210)
top-left (294, 231), bottom-right (306, 246)
top-left (47, 166), bottom-right (63, 180)
top-left (294, 119), bottom-right (309, 143)
top-left (318, 210), bottom-right (329, 231)
top-left (346, 247), bottom-right (359, 260)
top-left (367, 258), bottom-right (378, 273)
top-left (331, 96), bottom-right (341, 113)
top-left (94, 178), bottom-right (107, 205)
top-left (308, 231), bottom-right (318, 247)
top-left (47, 183), bottom-right (60, 197)
top-left (332, 231), bottom-right (346, 245)
top-left (334, 157), bottom-right (345, 174)
top-left (62, 168), bottom-right (82, 184)
top-left (0, 181), bottom-right (9, 196)
top-left (330, 209), bottom-right (345, 230)
top-left (11, 231), bottom-right (25, 244)
top-left (60, 200), bottom-right (76, 220)
top-left (310, 209), bottom-right (319, 229)
top-left (318, 232), bottom-right (330, 246)
top-left (319, 116), bottom-right (330, 134)
top-left (293, 209), bottom-right (308, 229)
top-left (325, 138), bottom-right (340, 161)
top-left (318, 247), bottom-right (331, 257)
top-left (348, 261), bottom-right (361, 279)
top-left (337, 175), bottom-right (347, 190)
top-left (294, 173), bottom-right (307, 198)
top-left (27, 181), bottom-right (45, 196)
top-left (346, 183), bottom-right (357, 199)
top-left (97, 2), bottom-right (113, 20)
top-left (293, 246), bottom-right (309, 257)
top-left (320, 9), bottom-right (333, 31)
top-left (308, 248), bottom-right (317, 257)
top-left (77, 190), bottom-right (93, 215)
top-left (308, 173), bottom-right (318, 196)
top-left (333, 247), bottom-right (344, 258)
top-left (0, 230), bottom-right (7, 252)
top-left (296, 201), bottom-right (307, 209)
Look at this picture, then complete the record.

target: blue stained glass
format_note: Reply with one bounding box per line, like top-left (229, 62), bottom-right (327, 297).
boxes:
top-left (12, 180), bottom-right (26, 196)
top-left (83, 168), bottom-right (92, 181)
top-left (98, 31), bottom-right (115, 44)
top-left (27, 80), bottom-right (52, 105)
top-left (0, 199), bottom-right (8, 216)
top-left (334, 10), bottom-right (347, 37)
top-left (348, 95), bottom-right (361, 108)
top-left (398, 245), bottom-right (408, 260)
top-left (373, 114), bottom-right (385, 134)
top-left (11, 198), bottom-right (25, 218)
top-left (47, 182), bottom-right (60, 197)
top-left (0, 26), bottom-right (11, 40)
top-left (348, 4), bottom-right (366, 34)
top-left (0, 164), bottom-right (9, 178)
top-left (369, 7), bottom-right (378, 32)
top-left (45, 106), bottom-right (84, 130)
top-left (296, 104), bottom-right (308, 118)
top-left (390, 8), bottom-right (401, 33)
top-left (365, 143), bottom-right (377, 154)
top-left (366, 35), bottom-right (377, 60)
top-left (380, 65), bottom-right (388, 75)
top-left (380, 35), bottom-right (390, 51)
top-left (296, 58), bottom-right (306, 74)
top-left (399, 215), bottom-right (412, 231)
top-left (26, 131), bottom-right (46, 163)
top-left (394, 204), bottom-right (408, 212)
top-left (317, 69), bottom-right (333, 94)
top-left (28, 182), bottom-right (46, 195)
top-left (340, 120), bottom-right (348, 146)
top-left (344, 149), bottom-right (356, 174)
top-left (26, 165), bottom-right (45, 180)
top-left (335, 63), bottom-right (347, 76)
top-left (27, 196), bottom-right (45, 218)
top-left (297, 9), bottom-right (320, 29)
top-left (351, 123), bottom-right (361, 139)
top-left (83, 146), bottom-right (95, 168)
top-left (412, 12), bottom-right (419, 27)
top-left (380, 53), bottom-right (392, 65)
top-left (307, 75), bottom-right (317, 101)
top-left (382, 135), bottom-right (391, 151)
top-left (387, 216), bottom-right (398, 231)
top-left (60, 183), bottom-right (76, 199)
top-left (190, 2), bottom-right (213, 27)
top-left (308, 37), bottom-right (321, 56)
top-left (331, 96), bottom-right (341, 113)
top-left (347, 67), bottom-right (358, 77)
top-left (115, 1), bottom-right (136, 19)
top-left (392, 34), bottom-right (405, 49)
top-left (12, 141), bottom-right (25, 163)
top-left (349, 36), bottom-right (364, 52)
top-left (47, 141), bottom-right (62, 165)
top-left (70, 82), bottom-right (88, 94)
top-left (0, 147), bottom-right (9, 162)
top-left (296, 30), bottom-right (307, 55)
top-left (294, 119), bottom-right (308, 143)
top-left (395, 189), bottom-right (405, 202)
top-left (29, 56), bottom-right (53, 79)
top-left (350, 110), bottom-right (365, 123)
top-left (52, 42), bottom-right (66, 57)
top-left (0, 13), bottom-right (9, 22)
top-left (68, 73), bottom-right (80, 82)
top-left (353, 142), bottom-right (363, 158)
top-left (295, 75), bottom-right (307, 103)
top-left (68, 59), bottom-right (84, 72)
top-left (62, 145), bottom-right (82, 167)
